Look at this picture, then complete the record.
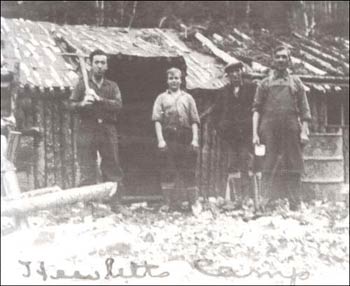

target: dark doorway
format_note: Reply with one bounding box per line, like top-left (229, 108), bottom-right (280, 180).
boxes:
top-left (107, 56), bottom-right (185, 197)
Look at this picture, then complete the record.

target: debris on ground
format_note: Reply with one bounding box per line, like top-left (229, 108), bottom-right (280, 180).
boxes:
top-left (1, 199), bottom-right (349, 285)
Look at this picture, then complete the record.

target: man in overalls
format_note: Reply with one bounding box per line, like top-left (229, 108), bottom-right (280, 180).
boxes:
top-left (252, 46), bottom-right (311, 211)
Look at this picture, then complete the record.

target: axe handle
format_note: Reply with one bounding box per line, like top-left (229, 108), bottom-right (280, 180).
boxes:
top-left (78, 56), bottom-right (90, 92)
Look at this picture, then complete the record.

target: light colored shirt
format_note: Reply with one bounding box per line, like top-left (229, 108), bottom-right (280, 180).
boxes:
top-left (152, 90), bottom-right (200, 129)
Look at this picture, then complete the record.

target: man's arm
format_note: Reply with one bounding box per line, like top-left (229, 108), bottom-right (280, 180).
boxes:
top-left (93, 83), bottom-right (122, 112)
top-left (188, 95), bottom-right (200, 148)
top-left (251, 80), bottom-right (266, 145)
top-left (252, 111), bottom-right (260, 145)
top-left (155, 121), bottom-right (166, 148)
top-left (295, 77), bottom-right (311, 142)
top-left (152, 95), bottom-right (166, 148)
top-left (191, 123), bottom-right (199, 148)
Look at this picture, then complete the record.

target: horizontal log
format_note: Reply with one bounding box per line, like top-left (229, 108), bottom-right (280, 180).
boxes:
top-left (244, 72), bottom-right (349, 84)
top-left (1, 182), bottom-right (117, 217)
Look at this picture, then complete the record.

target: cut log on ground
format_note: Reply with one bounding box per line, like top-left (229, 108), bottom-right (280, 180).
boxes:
top-left (1, 182), bottom-right (117, 217)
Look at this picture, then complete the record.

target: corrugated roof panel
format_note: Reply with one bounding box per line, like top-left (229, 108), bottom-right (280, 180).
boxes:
top-left (2, 18), bottom-right (227, 90)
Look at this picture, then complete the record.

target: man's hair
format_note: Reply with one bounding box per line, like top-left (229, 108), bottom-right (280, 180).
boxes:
top-left (89, 49), bottom-right (108, 63)
top-left (166, 67), bottom-right (182, 77)
top-left (273, 45), bottom-right (291, 58)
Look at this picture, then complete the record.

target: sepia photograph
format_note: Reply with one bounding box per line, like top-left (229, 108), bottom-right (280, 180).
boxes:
top-left (1, 1), bottom-right (349, 285)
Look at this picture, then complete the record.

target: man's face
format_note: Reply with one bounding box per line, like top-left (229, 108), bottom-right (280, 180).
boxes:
top-left (167, 71), bottom-right (182, 91)
top-left (228, 69), bottom-right (243, 86)
top-left (274, 49), bottom-right (290, 71)
top-left (91, 54), bottom-right (107, 77)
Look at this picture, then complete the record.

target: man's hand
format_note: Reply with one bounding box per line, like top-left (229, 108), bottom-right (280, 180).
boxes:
top-left (85, 88), bottom-right (102, 101)
top-left (300, 121), bottom-right (310, 145)
top-left (81, 89), bottom-right (98, 107)
top-left (80, 98), bottom-right (94, 108)
top-left (191, 140), bottom-right (200, 152)
top-left (158, 140), bottom-right (167, 149)
top-left (252, 134), bottom-right (260, 145)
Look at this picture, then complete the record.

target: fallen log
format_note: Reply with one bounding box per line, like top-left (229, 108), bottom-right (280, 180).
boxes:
top-left (1, 182), bottom-right (117, 217)
top-left (21, 185), bottom-right (62, 199)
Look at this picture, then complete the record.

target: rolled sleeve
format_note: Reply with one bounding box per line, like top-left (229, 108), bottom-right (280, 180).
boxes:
top-left (295, 77), bottom-right (312, 122)
top-left (152, 95), bottom-right (163, 122)
top-left (252, 80), bottom-right (267, 114)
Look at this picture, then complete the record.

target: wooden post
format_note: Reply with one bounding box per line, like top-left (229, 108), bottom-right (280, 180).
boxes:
top-left (208, 120), bottom-right (216, 197)
top-left (201, 120), bottom-right (210, 199)
top-left (44, 92), bottom-right (55, 187)
top-left (52, 94), bottom-right (62, 187)
top-left (60, 91), bottom-right (74, 189)
top-left (32, 93), bottom-right (45, 188)
top-left (71, 112), bottom-right (79, 187)
top-left (309, 91), bottom-right (319, 132)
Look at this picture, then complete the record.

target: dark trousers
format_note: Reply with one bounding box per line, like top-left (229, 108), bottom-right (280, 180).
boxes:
top-left (77, 121), bottom-right (123, 187)
top-left (227, 139), bottom-right (254, 200)
top-left (159, 128), bottom-right (198, 205)
top-left (261, 171), bottom-right (302, 209)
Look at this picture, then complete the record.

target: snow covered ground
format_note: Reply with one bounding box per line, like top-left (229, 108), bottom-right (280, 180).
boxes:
top-left (1, 201), bottom-right (349, 285)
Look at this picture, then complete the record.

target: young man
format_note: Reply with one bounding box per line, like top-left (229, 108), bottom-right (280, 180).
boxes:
top-left (69, 49), bottom-right (124, 199)
top-left (218, 61), bottom-right (256, 207)
top-left (252, 45), bottom-right (311, 211)
top-left (152, 67), bottom-right (202, 214)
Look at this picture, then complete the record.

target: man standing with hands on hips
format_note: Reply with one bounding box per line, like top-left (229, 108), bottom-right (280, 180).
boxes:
top-left (252, 45), bottom-right (311, 212)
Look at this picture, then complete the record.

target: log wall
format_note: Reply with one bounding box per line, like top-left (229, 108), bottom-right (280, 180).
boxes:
top-left (15, 86), bottom-right (349, 198)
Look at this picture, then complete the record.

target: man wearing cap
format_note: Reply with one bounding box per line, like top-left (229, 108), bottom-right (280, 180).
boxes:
top-left (252, 45), bottom-right (311, 211)
top-left (218, 61), bottom-right (256, 207)
top-left (69, 49), bottom-right (124, 197)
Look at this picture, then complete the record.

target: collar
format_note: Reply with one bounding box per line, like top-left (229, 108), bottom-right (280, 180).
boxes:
top-left (89, 73), bottom-right (105, 89)
top-left (167, 89), bottom-right (183, 96)
top-left (273, 69), bottom-right (290, 80)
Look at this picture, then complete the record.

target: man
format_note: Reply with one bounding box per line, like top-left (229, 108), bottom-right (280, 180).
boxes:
top-left (69, 49), bottom-right (124, 196)
top-left (252, 45), bottom-right (311, 211)
top-left (218, 61), bottom-right (256, 207)
top-left (152, 67), bottom-right (202, 215)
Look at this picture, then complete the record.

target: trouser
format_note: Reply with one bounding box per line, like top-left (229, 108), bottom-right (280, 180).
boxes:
top-left (227, 139), bottom-right (254, 201)
top-left (158, 128), bottom-right (199, 206)
top-left (77, 121), bottom-right (123, 188)
top-left (261, 171), bottom-right (302, 209)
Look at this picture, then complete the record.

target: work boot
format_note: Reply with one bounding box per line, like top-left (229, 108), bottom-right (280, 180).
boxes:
top-left (191, 200), bottom-right (203, 216)
top-left (160, 185), bottom-right (173, 212)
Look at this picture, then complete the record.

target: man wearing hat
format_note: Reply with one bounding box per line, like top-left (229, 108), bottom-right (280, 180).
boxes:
top-left (252, 45), bottom-right (311, 212)
top-left (218, 61), bottom-right (256, 207)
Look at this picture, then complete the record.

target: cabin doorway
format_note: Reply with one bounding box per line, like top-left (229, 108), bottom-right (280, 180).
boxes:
top-left (107, 56), bottom-right (184, 198)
